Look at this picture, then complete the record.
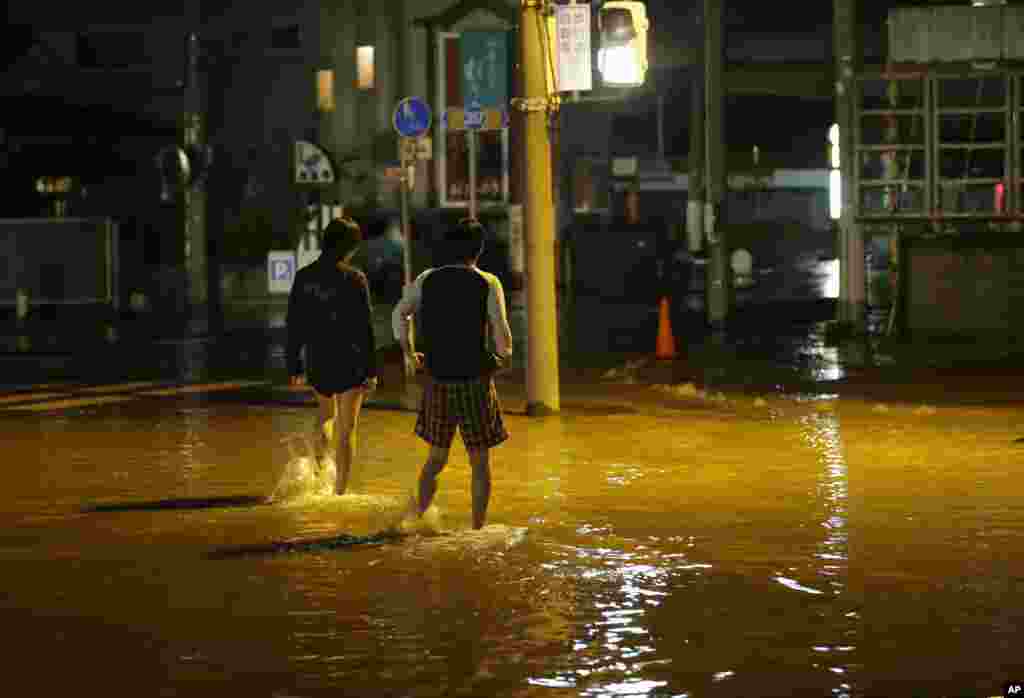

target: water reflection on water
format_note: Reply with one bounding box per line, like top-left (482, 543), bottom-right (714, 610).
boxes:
top-left (2, 397), bottom-right (1024, 696)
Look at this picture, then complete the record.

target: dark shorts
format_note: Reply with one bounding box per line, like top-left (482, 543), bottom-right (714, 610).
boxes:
top-left (415, 376), bottom-right (509, 451)
top-left (308, 364), bottom-right (368, 398)
top-left (310, 378), bottom-right (364, 398)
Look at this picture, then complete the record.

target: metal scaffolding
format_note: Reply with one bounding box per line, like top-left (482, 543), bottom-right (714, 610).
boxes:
top-left (854, 67), bottom-right (1021, 223)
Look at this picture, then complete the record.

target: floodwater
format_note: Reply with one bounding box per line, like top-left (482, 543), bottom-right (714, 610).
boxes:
top-left (3, 388), bottom-right (1023, 697)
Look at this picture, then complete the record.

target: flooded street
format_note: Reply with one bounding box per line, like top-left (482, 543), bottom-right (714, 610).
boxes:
top-left (3, 387), bottom-right (1023, 697)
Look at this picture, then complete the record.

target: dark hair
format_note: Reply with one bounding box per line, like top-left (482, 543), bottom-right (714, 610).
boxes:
top-left (321, 217), bottom-right (362, 262)
top-left (444, 217), bottom-right (486, 264)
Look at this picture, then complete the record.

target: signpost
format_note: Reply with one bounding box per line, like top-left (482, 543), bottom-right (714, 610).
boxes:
top-left (465, 99), bottom-right (482, 218)
top-left (267, 251), bottom-right (296, 295)
top-left (392, 97), bottom-right (432, 398)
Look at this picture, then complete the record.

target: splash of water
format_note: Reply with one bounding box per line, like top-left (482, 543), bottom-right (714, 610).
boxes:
top-left (271, 433), bottom-right (337, 502)
top-left (271, 432), bottom-right (430, 535)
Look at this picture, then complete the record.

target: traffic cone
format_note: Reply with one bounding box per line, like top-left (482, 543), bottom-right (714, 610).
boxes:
top-left (655, 296), bottom-right (677, 360)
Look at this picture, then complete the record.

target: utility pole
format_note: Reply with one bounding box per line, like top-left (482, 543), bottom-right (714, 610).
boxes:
top-left (834, 0), bottom-right (865, 331)
top-left (687, 7), bottom-right (705, 255)
top-left (182, 28), bottom-right (208, 336)
top-left (703, 0), bottom-right (728, 330)
top-left (515, 0), bottom-right (560, 416)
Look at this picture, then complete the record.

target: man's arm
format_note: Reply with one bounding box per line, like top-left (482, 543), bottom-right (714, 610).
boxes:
top-left (391, 270), bottom-right (428, 354)
top-left (486, 273), bottom-right (513, 360)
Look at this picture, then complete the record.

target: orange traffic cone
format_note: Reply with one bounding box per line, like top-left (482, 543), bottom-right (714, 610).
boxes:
top-left (655, 296), bottom-right (677, 360)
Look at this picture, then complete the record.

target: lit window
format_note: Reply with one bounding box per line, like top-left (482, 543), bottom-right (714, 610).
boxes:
top-left (357, 46), bottom-right (374, 90)
top-left (316, 69), bottom-right (334, 112)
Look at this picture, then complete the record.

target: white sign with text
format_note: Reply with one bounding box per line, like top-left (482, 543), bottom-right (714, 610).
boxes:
top-left (555, 5), bottom-right (593, 92)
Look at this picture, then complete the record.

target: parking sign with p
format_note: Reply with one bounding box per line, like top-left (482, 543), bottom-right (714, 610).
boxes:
top-left (268, 251), bottom-right (296, 294)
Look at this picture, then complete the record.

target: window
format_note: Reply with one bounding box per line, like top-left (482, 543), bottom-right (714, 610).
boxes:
top-left (356, 46), bottom-right (374, 90)
top-left (436, 32), bottom-right (510, 208)
top-left (316, 69), bottom-right (335, 112)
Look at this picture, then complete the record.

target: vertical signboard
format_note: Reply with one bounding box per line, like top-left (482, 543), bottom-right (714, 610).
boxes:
top-left (460, 31), bottom-right (509, 111)
top-left (555, 4), bottom-right (593, 92)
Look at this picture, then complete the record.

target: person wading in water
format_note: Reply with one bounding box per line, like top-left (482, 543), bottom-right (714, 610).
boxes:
top-left (287, 216), bottom-right (377, 495)
top-left (392, 218), bottom-right (513, 529)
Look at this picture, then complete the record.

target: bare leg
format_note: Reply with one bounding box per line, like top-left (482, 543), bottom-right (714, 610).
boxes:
top-left (417, 445), bottom-right (449, 515)
top-left (334, 387), bottom-right (365, 495)
top-left (313, 390), bottom-right (336, 467)
top-left (468, 448), bottom-right (491, 530)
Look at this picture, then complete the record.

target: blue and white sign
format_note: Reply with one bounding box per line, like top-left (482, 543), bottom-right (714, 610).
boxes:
top-left (464, 98), bottom-right (485, 131)
top-left (460, 31), bottom-right (508, 109)
top-left (267, 251), bottom-right (296, 295)
top-left (393, 97), bottom-right (432, 138)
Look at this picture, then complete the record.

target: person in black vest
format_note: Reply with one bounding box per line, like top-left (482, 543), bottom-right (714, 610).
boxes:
top-left (286, 217), bottom-right (378, 495)
top-left (392, 218), bottom-right (513, 529)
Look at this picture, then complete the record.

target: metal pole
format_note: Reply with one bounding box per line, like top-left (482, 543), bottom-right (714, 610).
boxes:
top-left (401, 154), bottom-right (414, 287)
top-left (400, 148), bottom-right (419, 387)
top-left (518, 0), bottom-right (560, 415)
top-left (469, 130), bottom-right (478, 219)
top-left (687, 25), bottom-right (705, 254)
top-left (834, 0), bottom-right (864, 330)
top-left (182, 28), bottom-right (208, 336)
top-left (704, 0), bottom-right (729, 329)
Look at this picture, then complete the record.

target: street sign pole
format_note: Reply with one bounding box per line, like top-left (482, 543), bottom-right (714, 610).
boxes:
top-left (464, 99), bottom-right (484, 220)
top-left (399, 147), bottom-right (417, 389)
top-left (392, 98), bottom-right (432, 403)
top-left (469, 130), bottom-right (478, 220)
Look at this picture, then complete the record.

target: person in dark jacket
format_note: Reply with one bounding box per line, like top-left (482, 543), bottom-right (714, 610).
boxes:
top-left (392, 218), bottom-right (512, 529)
top-left (286, 216), bottom-right (377, 495)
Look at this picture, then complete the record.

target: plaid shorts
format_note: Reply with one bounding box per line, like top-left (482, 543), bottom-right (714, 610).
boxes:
top-left (415, 376), bottom-right (509, 451)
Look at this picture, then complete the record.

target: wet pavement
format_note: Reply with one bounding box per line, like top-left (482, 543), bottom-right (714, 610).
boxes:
top-left (2, 267), bottom-right (1024, 697)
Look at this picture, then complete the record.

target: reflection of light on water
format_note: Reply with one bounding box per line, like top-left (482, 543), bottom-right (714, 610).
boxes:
top-left (800, 413), bottom-right (855, 697)
top-left (179, 410), bottom-right (209, 483)
top-left (531, 551), bottom-right (676, 693)
top-left (582, 679), bottom-right (670, 695)
top-left (819, 258), bottom-right (840, 299)
top-left (774, 576), bottom-right (825, 595)
top-left (801, 414), bottom-right (849, 591)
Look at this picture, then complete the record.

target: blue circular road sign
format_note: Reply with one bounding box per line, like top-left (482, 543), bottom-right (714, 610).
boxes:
top-left (393, 97), bottom-right (432, 138)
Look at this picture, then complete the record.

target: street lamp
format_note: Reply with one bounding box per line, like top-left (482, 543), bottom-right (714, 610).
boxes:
top-left (597, 1), bottom-right (649, 87)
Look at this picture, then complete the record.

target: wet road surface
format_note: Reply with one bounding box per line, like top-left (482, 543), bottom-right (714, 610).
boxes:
top-left (2, 374), bottom-right (1023, 697)
top-left (3, 257), bottom-right (1024, 696)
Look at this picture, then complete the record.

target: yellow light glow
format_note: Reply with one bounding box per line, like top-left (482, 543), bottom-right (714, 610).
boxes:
top-left (316, 69), bottom-right (335, 112)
